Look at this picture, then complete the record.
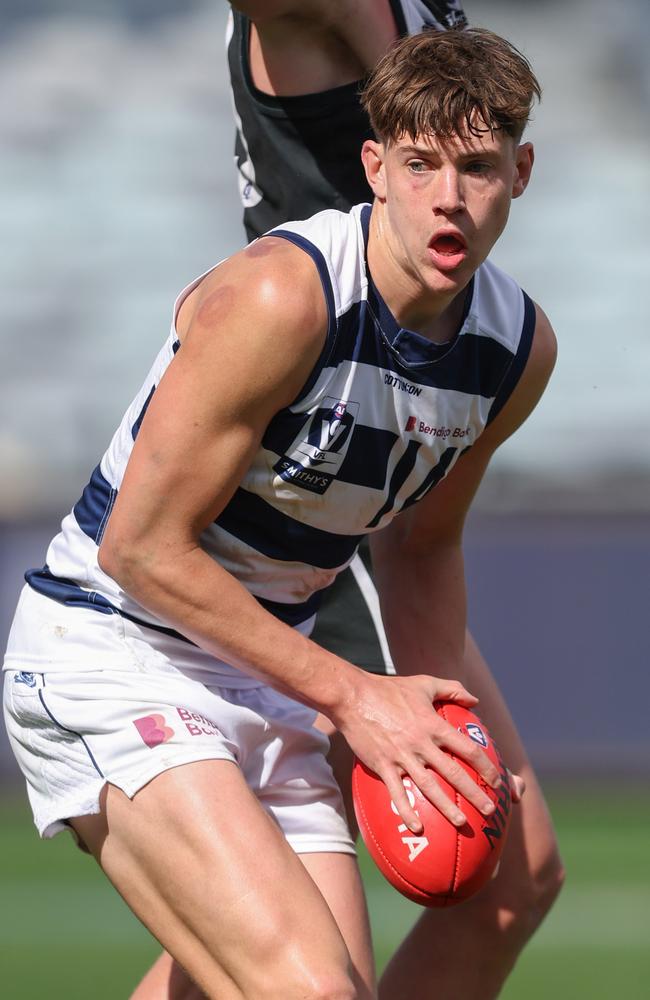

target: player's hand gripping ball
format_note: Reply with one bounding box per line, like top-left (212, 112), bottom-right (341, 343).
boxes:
top-left (352, 702), bottom-right (512, 907)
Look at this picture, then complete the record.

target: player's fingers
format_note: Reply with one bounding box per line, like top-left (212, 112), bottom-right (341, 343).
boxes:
top-left (408, 764), bottom-right (468, 828)
top-left (509, 769), bottom-right (525, 803)
top-left (431, 678), bottom-right (479, 706)
top-left (383, 772), bottom-right (424, 835)
top-left (439, 728), bottom-right (500, 789)
top-left (426, 752), bottom-right (495, 817)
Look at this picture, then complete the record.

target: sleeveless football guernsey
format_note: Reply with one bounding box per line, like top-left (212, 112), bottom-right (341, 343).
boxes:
top-left (227, 1), bottom-right (468, 241)
top-left (24, 205), bottom-right (535, 685)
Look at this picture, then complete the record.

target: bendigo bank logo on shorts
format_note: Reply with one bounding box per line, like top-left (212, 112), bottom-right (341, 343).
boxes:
top-left (134, 708), bottom-right (221, 747)
top-left (133, 714), bottom-right (175, 748)
top-left (175, 707), bottom-right (221, 738)
top-left (273, 397), bottom-right (359, 495)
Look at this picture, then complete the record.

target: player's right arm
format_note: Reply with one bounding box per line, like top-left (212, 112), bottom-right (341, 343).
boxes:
top-left (98, 239), bottom-right (499, 831)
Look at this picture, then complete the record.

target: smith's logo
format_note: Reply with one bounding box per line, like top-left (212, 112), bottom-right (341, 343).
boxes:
top-left (274, 398), bottom-right (359, 494)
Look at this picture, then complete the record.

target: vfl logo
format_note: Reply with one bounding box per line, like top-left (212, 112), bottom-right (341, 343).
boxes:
top-left (133, 714), bottom-right (175, 748)
top-left (305, 401), bottom-right (353, 458)
top-left (274, 397), bottom-right (359, 495)
top-left (465, 723), bottom-right (489, 748)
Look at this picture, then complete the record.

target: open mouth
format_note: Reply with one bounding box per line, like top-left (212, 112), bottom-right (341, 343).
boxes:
top-left (428, 232), bottom-right (468, 271)
top-left (430, 233), bottom-right (467, 255)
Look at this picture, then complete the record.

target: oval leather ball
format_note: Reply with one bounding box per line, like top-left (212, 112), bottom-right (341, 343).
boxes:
top-left (352, 702), bottom-right (512, 907)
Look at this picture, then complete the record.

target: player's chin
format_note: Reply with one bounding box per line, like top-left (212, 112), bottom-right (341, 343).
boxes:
top-left (424, 265), bottom-right (470, 298)
top-left (426, 252), bottom-right (473, 283)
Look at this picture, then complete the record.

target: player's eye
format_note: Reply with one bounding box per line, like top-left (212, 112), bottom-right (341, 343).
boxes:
top-left (465, 161), bottom-right (492, 174)
top-left (407, 160), bottom-right (428, 173)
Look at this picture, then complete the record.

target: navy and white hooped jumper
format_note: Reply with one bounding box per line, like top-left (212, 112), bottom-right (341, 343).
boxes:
top-left (25, 204), bottom-right (535, 666)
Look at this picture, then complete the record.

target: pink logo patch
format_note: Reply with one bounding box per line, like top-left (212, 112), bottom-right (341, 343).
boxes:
top-left (133, 714), bottom-right (175, 748)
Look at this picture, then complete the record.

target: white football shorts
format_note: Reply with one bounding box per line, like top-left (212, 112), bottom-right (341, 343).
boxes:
top-left (3, 588), bottom-right (355, 856)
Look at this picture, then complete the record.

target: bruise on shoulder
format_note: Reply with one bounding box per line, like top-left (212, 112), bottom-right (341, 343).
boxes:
top-left (194, 284), bottom-right (237, 330)
top-left (243, 236), bottom-right (287, 259)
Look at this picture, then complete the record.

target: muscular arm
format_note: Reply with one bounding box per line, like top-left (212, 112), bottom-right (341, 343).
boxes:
top-left (371, 304), bottom-right (557, 682)
top-left (98, 238), bottom-right (497, 830)
top-left (100, 240), bottom-right (339, 708)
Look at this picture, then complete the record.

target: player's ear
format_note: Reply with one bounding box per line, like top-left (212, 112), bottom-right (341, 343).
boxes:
top-left (512, 141), bottom-right (534, 199)
top-left (361, 140), bottom-right (387, 199)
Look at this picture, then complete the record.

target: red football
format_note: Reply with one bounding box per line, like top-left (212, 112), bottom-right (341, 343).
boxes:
top-left (352, 702), bottom-right (511, 907)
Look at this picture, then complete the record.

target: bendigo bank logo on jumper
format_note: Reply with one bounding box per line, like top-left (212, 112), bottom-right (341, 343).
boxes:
top-left (405, 416), bottom-right (471, 440)
top-left (274, 397), bottom-right (360, 495)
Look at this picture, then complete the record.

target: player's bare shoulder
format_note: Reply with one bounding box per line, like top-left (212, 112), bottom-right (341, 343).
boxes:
top-left (479, 301), bottom-right (557, 451)
top-left (175, 237), bottom-right (328, 411)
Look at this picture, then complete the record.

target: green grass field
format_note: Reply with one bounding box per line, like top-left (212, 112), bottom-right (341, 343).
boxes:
top-left (1, 786), bottom-right (649, 999)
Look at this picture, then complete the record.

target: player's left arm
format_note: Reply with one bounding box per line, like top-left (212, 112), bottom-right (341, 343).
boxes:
top-left (370, 302), bottom-right (557, 681)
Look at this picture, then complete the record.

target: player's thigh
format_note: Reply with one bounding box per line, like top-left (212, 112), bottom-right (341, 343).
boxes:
top-left (300, 851), bottom-right (376, 1000)
top-left (72, 759), bottom-right (357, 1000)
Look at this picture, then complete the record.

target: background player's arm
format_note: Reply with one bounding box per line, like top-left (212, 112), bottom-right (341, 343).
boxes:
top-left (229, 1), bottom-right (400, 94)
top-left (371, 304), bottom-right (558, 681)
top-left (98, 239), bottom-right (499, 831)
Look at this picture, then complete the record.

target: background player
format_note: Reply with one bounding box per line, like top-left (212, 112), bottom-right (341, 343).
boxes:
top-left (131, 5), bottom-right (563, 998)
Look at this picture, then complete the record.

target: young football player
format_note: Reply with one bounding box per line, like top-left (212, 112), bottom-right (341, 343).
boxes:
top-left (4, 27), bottom-right (559, 1000)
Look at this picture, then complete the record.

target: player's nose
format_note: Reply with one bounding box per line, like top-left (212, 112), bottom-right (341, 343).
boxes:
top-left (433, 166), bottom-right (464, 214)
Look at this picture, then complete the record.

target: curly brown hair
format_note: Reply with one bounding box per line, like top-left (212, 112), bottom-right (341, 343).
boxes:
top-left (360, 27), bottom-right (541, 144)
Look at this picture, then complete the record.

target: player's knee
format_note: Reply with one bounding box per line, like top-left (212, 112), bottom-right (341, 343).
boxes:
top-left (527, 844), bottom-right (565, 928)
top-left (504, 841), bottom-right (565, 944)
top-left (304, 971), bottom-right (358, 1000)
top-left (246, 968), bottom-right (357, 1000)
top-left (289, 962), bottom-right (358, 1000)
top-left (239, 935), bottom-right (358, 1000)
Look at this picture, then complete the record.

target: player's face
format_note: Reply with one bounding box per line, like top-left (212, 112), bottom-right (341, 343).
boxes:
top-left (362, 126), bottom-right (534, 299)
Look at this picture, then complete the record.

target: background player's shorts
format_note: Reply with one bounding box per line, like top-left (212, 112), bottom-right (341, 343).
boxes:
top-left (311, 543), bottom-right (395, 675)
top-left (3, 594), bottom-right (354, 856)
